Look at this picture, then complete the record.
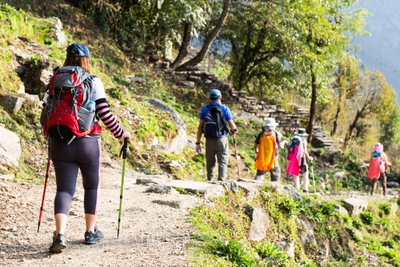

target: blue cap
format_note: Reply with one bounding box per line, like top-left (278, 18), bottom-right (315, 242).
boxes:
top-left (209, 89), bottom-right (221, 99)
top-left (66, 43), bottom-right (90, 57)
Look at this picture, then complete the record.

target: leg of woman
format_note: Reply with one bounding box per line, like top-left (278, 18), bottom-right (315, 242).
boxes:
top-left (53, 160), bottom-right (79, 234)
top-left (293, 175), bottom-right (300, 190)
top-left (75, 138), bottom-right (102, 232)
top-left (254, 170), bottom-right (266, 181)
top-left (50, 160), bottom-right (78, 253)
top-left (270, 159), bottom-right (281, 182)
top-left (302, 166), bottom-right (310, 192)
top-left (49, 139), bottom-right (80, 253)
top-left (380, 172), bottom-right (387, 196)
top-left (73, 138), bottom-right (104, 244)
top-left (371, 179), bottom-right (378, 195)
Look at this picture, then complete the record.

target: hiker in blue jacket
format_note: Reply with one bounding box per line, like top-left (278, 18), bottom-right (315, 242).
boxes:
top-left (196, 89), bottom-right (238, 181)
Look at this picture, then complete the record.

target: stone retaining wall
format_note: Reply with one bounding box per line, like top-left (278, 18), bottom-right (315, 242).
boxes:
top-left (158, 64), bottom-right (337, 149)
top-left (161, 68), bottom-right (308, 132)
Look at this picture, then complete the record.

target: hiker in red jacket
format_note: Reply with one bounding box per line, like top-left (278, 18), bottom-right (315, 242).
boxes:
top-left (368, 142), bottom-right (391, 196)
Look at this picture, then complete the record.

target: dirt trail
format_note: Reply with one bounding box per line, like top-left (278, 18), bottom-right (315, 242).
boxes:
top-left (0, 164), bottom-right (197, 267)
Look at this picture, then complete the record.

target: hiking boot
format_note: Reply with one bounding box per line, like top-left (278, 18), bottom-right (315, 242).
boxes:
top-left (84, 226), bottom-right (104, 244)
top-left (49, 233), bottom-right (67, 253)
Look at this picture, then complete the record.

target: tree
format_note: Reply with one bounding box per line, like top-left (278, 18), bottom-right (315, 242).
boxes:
top-left (381, 105), bottom-right (400, 172)
top-left (381, 105), bottom-right (400, 148)
top-left (343, 70), bottom-right (396, 148)
top-left (330, 54), bottom-right (361, 137)
top-left (84, 0), bottom-right (210, 57)
top-left (217, 0), bottom-right (368, 141)
top-left (173, 0), bottom-right (231, 71)
top-left (286, 0), bottom-right (368, 142)
top-left (224, 1), bottom-right (293, 93)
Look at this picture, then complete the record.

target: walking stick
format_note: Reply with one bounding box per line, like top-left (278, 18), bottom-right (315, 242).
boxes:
top-left (37, 143), bottom-right (51, 233)
top-left (310, 162), bottom-right (316, 193)
top-left (233, 135), bottom-right (240, 179)
top-left (117, 138), bottom-right (128, 238)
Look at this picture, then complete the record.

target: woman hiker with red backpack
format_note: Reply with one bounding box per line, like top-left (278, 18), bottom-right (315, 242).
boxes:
top-left (368, 142), bottom-right (391, 196)
top-left (45, 44), bottom-right (131, 253)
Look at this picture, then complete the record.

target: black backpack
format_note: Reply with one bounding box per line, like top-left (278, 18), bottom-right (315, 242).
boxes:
top-left (203, 105), bottom-right (229, 138)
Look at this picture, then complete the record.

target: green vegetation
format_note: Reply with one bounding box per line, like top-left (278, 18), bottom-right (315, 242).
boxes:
top-left (189, 188), bottom-right (400, 266)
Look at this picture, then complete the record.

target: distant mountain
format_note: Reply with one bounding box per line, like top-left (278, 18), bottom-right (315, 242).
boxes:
top-left (351, 0), bottom-right (400, 101)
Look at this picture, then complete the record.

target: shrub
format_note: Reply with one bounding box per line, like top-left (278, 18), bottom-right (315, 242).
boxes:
top-left (352, 219), bottom-right (362, 229)
top-left (360, 212), bottom-right (374, 225)
top-left (380, 203), bottom-right (391, 215)
top-left (256, 242), bottom-right (290, 266)
top-left (211, 239), bottom-right (257, 266)
top-left (315, 148), bottom-right (324, 156)
top-left (276, 196), bottom-right (298, 218)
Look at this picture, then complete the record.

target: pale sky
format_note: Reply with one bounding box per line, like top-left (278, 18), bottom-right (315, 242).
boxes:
top-left (352, 0), bottom-right (400, 101)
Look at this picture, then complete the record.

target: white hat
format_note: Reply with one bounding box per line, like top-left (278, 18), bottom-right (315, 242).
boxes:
top-left (262, 118), bottom-right (278, 131)
top-left (295, 128), bottom-right (309, 137)
top-left (263, 118), bottom-right (279, 127)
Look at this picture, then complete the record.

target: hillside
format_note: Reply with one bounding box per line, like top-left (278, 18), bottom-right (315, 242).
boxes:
top-left (1, 1), bottom-right (400, 266)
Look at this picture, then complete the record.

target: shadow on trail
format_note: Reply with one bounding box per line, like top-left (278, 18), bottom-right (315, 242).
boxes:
top-left (0, 243), bottom-right (50, 261)
top-left (0, 233), bottom-right (192, 261)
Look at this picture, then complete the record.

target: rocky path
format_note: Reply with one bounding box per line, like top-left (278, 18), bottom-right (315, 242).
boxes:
top-left (0, 164), bottom-right (198, 267)
top-left (1, 160), bottom-right (396, 267)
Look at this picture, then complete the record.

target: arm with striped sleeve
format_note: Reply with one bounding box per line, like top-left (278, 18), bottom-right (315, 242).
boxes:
top-left (95, 98), bottom-right (124, 139)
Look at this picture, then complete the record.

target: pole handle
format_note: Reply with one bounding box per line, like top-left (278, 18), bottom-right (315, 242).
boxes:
top-left (119, 138), bottom-right (128, 159)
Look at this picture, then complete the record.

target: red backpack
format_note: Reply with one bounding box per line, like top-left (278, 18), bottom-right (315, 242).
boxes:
top-left (40, 66), bottom-right (98, 144)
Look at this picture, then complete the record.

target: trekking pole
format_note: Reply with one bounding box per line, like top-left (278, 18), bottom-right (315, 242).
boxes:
top-left (37, 143), bottom-right (51, 233)
top-left (117, 138), bottom-right (128, 238)
top-left (310, 161), bottom-right (316, 193)
top-left (233, 135), bottom-right (241, 180)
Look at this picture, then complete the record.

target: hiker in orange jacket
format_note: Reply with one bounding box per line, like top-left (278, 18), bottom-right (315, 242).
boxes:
top-left (254, 118), bottom-right (287, 182)
top-left (368, 142), bottom-right (391, 196)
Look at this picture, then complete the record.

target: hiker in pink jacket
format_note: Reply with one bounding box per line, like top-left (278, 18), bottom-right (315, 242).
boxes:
top-left (286, 128), bottom-right (313, 192)
top-left (368, 142), bottom-right (391, 196)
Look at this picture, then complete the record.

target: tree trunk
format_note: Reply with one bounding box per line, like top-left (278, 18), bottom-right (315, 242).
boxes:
top-left (343, 110), bottom-right (361, 149)
top-left (331, 104), bottom-right (341, 137)
top-left (170, 23), bottom-right (192, 69)
top-left (306, 65), bottom-right (317, 143)
top-left (331, 90), bottom-right (343, 137)
top-left (175, 0), bottom-right (231, 71)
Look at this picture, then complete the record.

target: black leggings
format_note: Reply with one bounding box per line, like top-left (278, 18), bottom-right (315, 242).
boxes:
top-left (50, 137), bottom-right (101, 215)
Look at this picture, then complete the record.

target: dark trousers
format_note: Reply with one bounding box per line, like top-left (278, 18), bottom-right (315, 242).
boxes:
top-left (371, 172), bottom-right (387, 196)
top-left (50, 137), bottom-right (102, 215)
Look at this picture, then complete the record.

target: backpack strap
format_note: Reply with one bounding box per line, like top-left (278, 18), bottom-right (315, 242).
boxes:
top-left (81, 75), bottom-right (96, 107)
top-left (206, 104), bottom-right (229, 133)
top-left (216, 104), bottom-right (229, 133)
